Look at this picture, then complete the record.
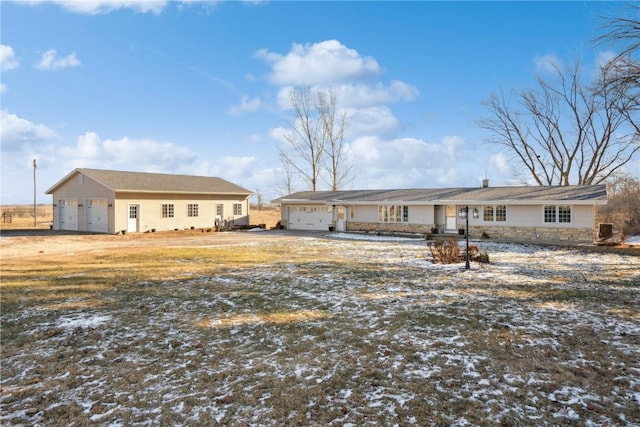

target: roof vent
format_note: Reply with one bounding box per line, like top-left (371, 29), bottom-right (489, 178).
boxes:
top-left (482, 179), bottom-right (489, 188)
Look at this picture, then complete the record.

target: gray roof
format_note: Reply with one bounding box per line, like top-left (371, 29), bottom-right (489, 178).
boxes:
top-left (46, 168), bottom-right (253, 195)
top-left (274, 185), bottom-right (607, 205)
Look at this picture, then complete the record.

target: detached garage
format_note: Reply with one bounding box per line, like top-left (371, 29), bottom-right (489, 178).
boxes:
top-left (46, 168), bottom-right (253, 234)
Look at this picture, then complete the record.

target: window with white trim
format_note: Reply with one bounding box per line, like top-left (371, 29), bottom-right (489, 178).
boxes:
top-left (544, 205), bottom-right (571, 223)
top-left (495, 205), bottom-right (507, 222)
top-left (378, 205), bottom-right (409, 222)
top-left (162, 204), bottom-right (174, 218)
top-left (233, 203), bottom-right (242, 216)
top-left (187, 204), bottom-right (199, 217)
top-left (483, 206), bottom-right (494, 222)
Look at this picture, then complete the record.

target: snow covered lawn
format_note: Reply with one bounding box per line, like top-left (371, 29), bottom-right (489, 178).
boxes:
top-left (1, 235), bottom-right (639, 426)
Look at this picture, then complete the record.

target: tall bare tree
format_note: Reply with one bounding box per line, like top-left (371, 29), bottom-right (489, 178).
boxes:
top-left (279, 87), bottom-right (326, 191)
top-left (595, 4), bottom-right (640, 136)
top-left (279, 87), bottom-right (354, 192)
top-left (478, 60), bottom-right (639, 185)
top-left (317, 89), bottom-right (353, 191)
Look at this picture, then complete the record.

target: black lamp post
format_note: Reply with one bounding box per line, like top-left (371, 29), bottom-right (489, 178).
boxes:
top-left (465, 205), bottom-right (470, 270)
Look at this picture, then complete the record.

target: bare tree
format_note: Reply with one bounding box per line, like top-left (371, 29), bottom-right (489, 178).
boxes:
top-left (317, 89), bottom-right (354, 191)
top-left (277, 151), bottom-right (298, 197)
top-left (279, 87), bottom-right (354, 192)
top-left (478, 60), bottom-right (639, 185)
top-left (595, 4), bottom-right (640, 136)
top-left (279, 88), bottom-right (326, 191)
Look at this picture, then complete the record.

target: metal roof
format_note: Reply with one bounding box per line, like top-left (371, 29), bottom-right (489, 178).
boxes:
top-left (46, 168), bottom-right (254, 195)
top-left (274, 185), bottom-right (607, 205)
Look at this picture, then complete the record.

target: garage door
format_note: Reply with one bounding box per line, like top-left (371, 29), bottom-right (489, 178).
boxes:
top-left (58, 199), bottom-right (78, 231)
top-left (86, 199), bottom-right (108, 233)
top-left (288, 206), bottom-right (332, 231)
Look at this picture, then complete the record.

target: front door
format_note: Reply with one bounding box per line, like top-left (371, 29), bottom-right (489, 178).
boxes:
top-left (128, 204), bottom-right (139, 232)
top-left (445, 205), bottom-right (457, 232)
top-left (336, 207), bottom-right (345, 231)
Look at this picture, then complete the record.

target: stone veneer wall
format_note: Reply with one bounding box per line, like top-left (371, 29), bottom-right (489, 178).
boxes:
top-left (468, 225), bottom-right (594, 243)
top-left (346, 222), bottom-right (595, 243)
top-left (347, 222), bottom-right (435, 234)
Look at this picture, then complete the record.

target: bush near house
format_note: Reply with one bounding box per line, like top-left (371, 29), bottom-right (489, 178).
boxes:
top-left (597, 174), bottom-right (640, 236)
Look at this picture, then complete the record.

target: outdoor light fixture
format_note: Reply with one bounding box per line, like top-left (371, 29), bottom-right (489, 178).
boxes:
top-left (473, 208), bottom-right (479, 219)
top-left (465, 206), bottom-right (470, 270)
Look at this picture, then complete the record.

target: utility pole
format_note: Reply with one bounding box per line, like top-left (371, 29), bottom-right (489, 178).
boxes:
top-left (33, 159), bottom-right (37, 227)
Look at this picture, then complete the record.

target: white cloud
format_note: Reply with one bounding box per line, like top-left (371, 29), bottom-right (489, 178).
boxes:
top-left (533, 53), bottom-right (563, 74)
top-left (0, 83), bottom-right (6, 94)
top-left (230, 95), bottom-right (263, 115)
top-left (347, 135), bottom-right (482, 189)
top-left (15, 0), bottom-right (222, 15)
top-left (256, 40), bottom-right (380, 86)
top-left (36, 49), bottom-right (81, 70)
top-left (0, 44), bottom-right (19, 71)
top-left (489, 152), bottom-right (510, 174)
top-left (0, 110), bottom-right (58, 151)
top-left (30, 1), bottom-right (168, 15)
top-left (347, 106), bottom-right (401, 136)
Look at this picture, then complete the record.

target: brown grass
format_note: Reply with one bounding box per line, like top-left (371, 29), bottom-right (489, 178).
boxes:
top-left (1, 236), bottom-right (638, 425)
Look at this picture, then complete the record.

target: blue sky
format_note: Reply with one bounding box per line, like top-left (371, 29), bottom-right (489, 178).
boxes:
top-left (1, 0), bottom-right (638, 204)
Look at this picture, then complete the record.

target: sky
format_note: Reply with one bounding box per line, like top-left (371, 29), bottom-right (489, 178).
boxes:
top-left (1, 0), bottom-right (638, 204)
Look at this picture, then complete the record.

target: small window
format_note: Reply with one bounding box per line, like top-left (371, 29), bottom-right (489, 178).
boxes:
top-left (483, 206), bottom-right (494, 222)
top-left (187, 204), bottom-right (199, 217)
top-left (216, 204), bottom-right (223, 217)
top-left (558, 205), bottom-right (571, 223)
top-left (162, 203), bottom-right (174, 218)
top-left (233, 203), bottom-right (242, 216)
top-left (495, 205), bottom-right (507, 222)
top-left (544, 205), bottom-right (557, 223)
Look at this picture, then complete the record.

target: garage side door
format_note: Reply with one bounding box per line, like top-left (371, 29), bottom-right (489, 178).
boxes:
top-left (288, 206), bottom-right (332, 231)
top-left (86, 199), bottom-right (108, 233)
top-left (58, 199), bottom-right (78, 231)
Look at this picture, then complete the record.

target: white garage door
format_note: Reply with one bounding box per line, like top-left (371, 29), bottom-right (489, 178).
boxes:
top-left (58, 199), bottom-right (78, 231)
top-left (86, 199), bottom-right (108, 233)
top-left (288, 206), bottom-right (332, 231)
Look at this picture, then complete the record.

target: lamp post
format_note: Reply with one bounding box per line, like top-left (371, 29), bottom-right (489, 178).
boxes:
top-left (465, 205), bottom-right (470, 270)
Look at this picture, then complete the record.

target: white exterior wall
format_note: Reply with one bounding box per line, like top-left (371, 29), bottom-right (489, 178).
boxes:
top-left (50, 174), bottom-right (116, 232)
top-left (352, 205), bottom-right (378, 223)
top-left (469, 204), bottom-right (594, 228)
top-left (114, 193), bottom-right (250, 233)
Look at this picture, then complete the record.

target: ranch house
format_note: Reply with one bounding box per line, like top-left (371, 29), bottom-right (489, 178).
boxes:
top-left (46, 168), bottom-right (253, 234)
top-left (275, 182), bottom-right (608, 244)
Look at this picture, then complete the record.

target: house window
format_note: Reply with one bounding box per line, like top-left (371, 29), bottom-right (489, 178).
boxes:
top-left (544, 205), bottom-right (571, 223)
top-left (378, 205), bottom-right (409, 222)
top-left (162, 203), bottom-right (174, 218)
top-left (495, 205), bottom-right (507, 222)
top-left (187, 204), bottom-right (199, 217)
top-left (216, 204), bottom-right (223, 217)
top-left (483, 206), bottom-right (494, 222)
top-left (233, 203), bottom-right (242, 216)
top-left (558, 205), bottom-right (571, 223)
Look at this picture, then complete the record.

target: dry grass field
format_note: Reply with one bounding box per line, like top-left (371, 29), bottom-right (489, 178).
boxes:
top-left (1, 230), bottom-right (639, 426)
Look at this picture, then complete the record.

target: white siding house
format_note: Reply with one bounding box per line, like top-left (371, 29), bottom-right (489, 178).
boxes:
top-left (274, 184), bottom-right (608, 244)
top-left (46, 168), bottom-right (253, 234)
